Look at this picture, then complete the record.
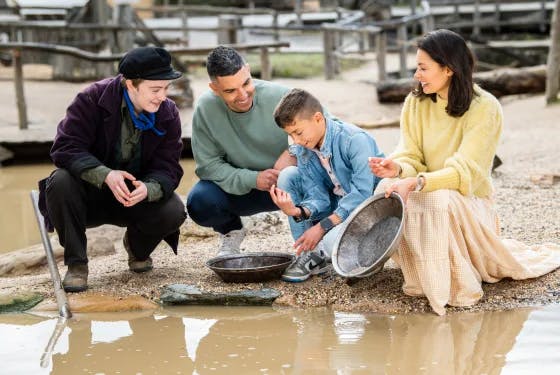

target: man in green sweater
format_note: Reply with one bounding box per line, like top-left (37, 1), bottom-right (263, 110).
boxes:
top-left (186, 46), bottom-right (294, 256)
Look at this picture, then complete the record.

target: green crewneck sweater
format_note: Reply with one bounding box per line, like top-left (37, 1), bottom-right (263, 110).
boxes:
top-left (191, 79), bottom-right (290, 194)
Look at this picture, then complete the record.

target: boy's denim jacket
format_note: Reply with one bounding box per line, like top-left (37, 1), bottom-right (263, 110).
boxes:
top-left (290, 117), bottom-right (384, 222)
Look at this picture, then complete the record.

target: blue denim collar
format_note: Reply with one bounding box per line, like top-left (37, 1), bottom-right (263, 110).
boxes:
top-left (318, 116), bottom-right (337, 158)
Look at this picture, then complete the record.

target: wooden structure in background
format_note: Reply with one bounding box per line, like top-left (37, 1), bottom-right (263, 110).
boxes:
top-left (0, 40), bottom-right (288, 130)
top-left (376, 65), bottom-right (547, 103)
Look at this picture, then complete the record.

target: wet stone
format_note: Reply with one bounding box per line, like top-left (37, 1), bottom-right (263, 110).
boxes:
top-left (160, 284), bottom-right (281, 306)
top-left (0, 292), bottom-right (43, 313)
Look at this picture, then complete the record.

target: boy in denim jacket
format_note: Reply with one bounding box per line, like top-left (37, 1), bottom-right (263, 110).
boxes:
top-left (271, 88), bottom-right (384, 282)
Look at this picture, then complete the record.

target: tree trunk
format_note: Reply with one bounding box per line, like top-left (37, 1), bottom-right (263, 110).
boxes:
top-left (377, 65), bottom-right (547, 103)
top-left (545, 0), bottom-right (560, 104)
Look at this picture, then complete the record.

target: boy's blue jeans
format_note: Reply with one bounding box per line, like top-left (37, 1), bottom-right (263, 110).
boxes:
top-left (186, 180), bottom-right (278, 235)
top-left (277, 166), bottom-right (344, 258)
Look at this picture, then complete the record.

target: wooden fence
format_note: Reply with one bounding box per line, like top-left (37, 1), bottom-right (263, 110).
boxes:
top-left (426, 0), bottom-right (554, 35)
top-left (0, 41), bottom-right (289, 130)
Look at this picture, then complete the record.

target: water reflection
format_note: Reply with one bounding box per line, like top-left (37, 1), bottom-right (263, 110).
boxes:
top-left (1, 305), bottom-right (559, 374)
top-left (0, 160), bottom-right (197, 254)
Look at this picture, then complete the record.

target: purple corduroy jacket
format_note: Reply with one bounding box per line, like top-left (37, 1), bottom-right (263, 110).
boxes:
top-left (50, 74), bottom-right (183, 195)
top-left (38, 75), bottom-right (184, 249)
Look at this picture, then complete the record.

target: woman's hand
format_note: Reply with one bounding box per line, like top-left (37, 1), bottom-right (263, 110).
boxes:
top-left (384, 177), bottom-right (417, 203)
top-left (269, 185), bottom-right (299, 217)
top-left (368, 157), bottom-right (400, 178)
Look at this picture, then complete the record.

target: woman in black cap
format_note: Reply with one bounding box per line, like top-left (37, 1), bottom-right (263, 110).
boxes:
top-left (38, 46), bottom-right (187, 292)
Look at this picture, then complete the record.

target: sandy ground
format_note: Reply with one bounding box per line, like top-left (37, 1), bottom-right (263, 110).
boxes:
top-left (1, 61), bottom-right (559, 315)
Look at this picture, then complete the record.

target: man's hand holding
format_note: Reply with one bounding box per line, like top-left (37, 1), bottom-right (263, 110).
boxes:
top-left (256, 169), bottom-right (280, 191)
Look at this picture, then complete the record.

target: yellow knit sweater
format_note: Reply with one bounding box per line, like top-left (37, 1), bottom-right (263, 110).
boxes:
top-left (392, 86), bottom-right (503, 198)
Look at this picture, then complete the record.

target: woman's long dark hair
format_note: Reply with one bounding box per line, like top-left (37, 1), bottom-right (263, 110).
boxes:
top-left (413, 29), bottom-right (476, 117)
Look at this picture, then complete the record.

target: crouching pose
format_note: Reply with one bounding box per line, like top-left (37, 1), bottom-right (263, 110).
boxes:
top-left (271, 88), bottom-right (384, 282)
top-left (369, 29), bottom-right (560, 314)
top-left (39, 47), bottom-right (187, 292)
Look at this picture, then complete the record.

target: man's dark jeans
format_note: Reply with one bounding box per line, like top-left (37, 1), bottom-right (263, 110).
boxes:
top-left (45, 169), bottom-right (186, 265)
top-left (186, 180), bottom-right (278, 235)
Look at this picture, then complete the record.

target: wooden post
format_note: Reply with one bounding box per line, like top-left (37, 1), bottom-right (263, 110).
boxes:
top-left (294, 0), bottom-right (303, 27)
top-left (218, 15), bottom-right (240, 45)
top-left (409, 0), bottom-right (418, 36)
top-left (323, 29), bottom-right (336, 80)
top-left (397, 24), bottom-right (408, 78)
top-left (92, 0), bottom-right (108, 25)
top-left (359, 30), bottom-right (367, 54)
top-left (181, 9), bottom-right (189, 45)
top-left (540, 0), bottom-right (547, 33)
top-left (545, 0), bottom-right (560, 104)
top-left (473, 0), bottom-right (481, 37)
top-left (260, 47), bottom-right (271, 81)
top-left (376, 32), bottom-right (387, 82)
top-left (162, 0), bottom-right (170, 18)
top-left (334, 30), bottom-right (342, 74)
top-left (116, 2), bottom-right (135, 51)
top-left (12, 48), bottom-right (28, 130)
top-left (272, 11), bottom-right (280, 45)
top-left (494, 0), bottom-right (501, 33)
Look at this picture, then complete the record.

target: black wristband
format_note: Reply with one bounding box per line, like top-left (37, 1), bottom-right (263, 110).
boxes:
top-left (319, 217), bottom-right (335, 232)
top-left (293, 205), bottom-right (307, 223)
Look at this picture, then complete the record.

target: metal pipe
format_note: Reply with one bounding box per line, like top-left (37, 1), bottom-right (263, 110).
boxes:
top-left (30, 190), bottom-right (72, 319)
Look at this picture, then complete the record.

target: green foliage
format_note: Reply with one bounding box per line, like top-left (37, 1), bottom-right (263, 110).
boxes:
top-left (0, 292), bottom-right (43, 313)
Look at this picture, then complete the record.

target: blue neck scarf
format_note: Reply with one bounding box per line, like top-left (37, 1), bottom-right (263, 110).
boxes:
top-left (123, 89), bottom-right (165, 136)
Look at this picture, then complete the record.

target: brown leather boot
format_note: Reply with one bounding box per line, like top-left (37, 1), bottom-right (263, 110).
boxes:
top-left (62, 264), bottom-right (88, 292)
top-left (123, 231), bottom-right (153, 273)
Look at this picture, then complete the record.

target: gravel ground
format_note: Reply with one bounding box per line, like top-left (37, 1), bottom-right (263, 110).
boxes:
top-left (1, 69), bottom-right (559, 315)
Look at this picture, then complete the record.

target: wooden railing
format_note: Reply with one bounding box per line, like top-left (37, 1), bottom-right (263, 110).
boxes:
top-left (0, 41), bottom-right (289, 130)
top-left (427, 0), bottom-right (554, 35)
top-left (322, 1), bottom-right (434, 80)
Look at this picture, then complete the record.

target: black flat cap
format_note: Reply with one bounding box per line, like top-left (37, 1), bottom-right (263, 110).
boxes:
top-left (118, 46), bottom-right (182, 80)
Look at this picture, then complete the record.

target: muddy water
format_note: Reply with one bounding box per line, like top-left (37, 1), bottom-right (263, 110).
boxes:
top-left (1, 305), bottom-right (559, 374)
top-left (0, 161), bottom-right (197, 254)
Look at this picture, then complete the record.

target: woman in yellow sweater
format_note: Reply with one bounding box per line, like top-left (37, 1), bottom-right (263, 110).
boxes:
top-left (369, 29), bottom-right (560, 315)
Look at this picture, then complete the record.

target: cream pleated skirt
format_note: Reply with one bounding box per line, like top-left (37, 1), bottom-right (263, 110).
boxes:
top-left (376, 182), bottom-right (560, 315)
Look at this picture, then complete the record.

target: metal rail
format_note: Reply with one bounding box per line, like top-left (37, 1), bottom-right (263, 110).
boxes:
top-left (29, 190), bottom-right (72, 319)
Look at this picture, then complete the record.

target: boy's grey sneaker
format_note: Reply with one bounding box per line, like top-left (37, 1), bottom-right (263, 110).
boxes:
top-left (217, 228), bottom-right (247, 257)
top-left (282, 251), bottom-right (331, 282)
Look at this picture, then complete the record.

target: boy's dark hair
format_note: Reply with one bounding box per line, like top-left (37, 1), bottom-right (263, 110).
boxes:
top-left (206, 46), bottom-right (247, 81)
top-left (413, 29), bottom-right (476, 117)
top-left (273, 88), bottom-right (323, 128)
